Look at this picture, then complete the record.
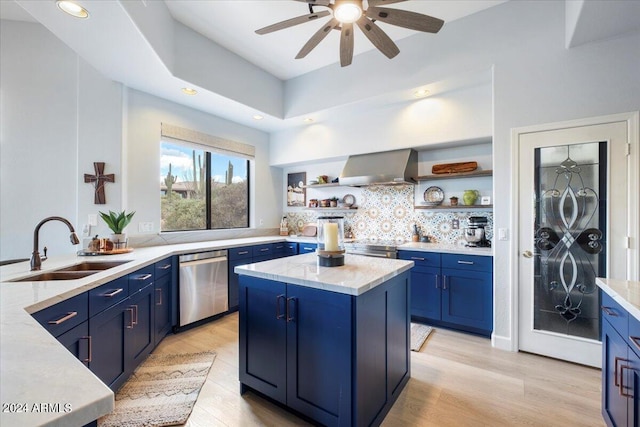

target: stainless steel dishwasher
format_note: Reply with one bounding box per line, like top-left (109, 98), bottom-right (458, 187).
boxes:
top-left (178, 250), bottom-right (228, 328)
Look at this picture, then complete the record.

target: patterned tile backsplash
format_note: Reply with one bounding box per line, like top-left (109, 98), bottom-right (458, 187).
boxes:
top-left (285, 185), bottom-right (493, 247)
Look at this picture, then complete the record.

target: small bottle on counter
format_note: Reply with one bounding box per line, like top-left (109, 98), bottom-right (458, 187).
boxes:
top-left (280, 217), bottom-right (289, 236)
top-left (412, 224), bottom-right (420, 242)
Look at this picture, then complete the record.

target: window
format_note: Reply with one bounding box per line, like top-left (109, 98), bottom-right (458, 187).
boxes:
top-left (159, 124), bottom-right (252, 232)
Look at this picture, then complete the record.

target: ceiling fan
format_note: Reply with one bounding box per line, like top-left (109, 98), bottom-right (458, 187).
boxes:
top-left (255, 0), bottom-right (444, 67)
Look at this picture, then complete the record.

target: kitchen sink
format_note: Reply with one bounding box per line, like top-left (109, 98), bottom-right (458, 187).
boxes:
top-left (11, 271), bottom-right (97, 282)
top-left (55, 260), bottom-right (131, 272)
top-left (9, 260), bottom-right (132, 282)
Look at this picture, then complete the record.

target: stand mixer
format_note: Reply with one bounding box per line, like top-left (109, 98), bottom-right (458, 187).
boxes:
top-left (464, 216), bottom-right (491, 247)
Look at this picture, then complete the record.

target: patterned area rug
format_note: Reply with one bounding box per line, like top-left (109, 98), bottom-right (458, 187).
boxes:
top-left (411, 323), bottom-right (434, 352)
top-left (99, 351), bottom-right (216, 427)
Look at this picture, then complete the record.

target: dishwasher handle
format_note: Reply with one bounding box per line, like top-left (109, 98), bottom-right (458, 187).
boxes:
top-left (179, 250), bottom-right (228, 263)
top-left (179, 256), bottom-right (228, 268)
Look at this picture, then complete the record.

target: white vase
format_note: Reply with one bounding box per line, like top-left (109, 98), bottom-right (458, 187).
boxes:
top-left (110, 233), bottom-right (127, 248)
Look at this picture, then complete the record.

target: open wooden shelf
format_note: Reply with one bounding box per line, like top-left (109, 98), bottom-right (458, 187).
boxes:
top-left (416, 170), bottom-right (493, 181)
top-left (305, 207), bottom-right (358, 211)
top-left (414, 204), bottom-right (493, 210)
top-left (302, 183), bottom-right (341, 188)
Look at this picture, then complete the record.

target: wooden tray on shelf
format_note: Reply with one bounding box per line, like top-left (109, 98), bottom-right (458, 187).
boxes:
top-left (432, 161), bottom-right (477, 174)
top-left (78, 248), bottom-right (133, 256)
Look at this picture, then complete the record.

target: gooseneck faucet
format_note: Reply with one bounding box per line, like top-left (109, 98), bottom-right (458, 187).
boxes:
top-left (31, 216), bottom-right (80, 271)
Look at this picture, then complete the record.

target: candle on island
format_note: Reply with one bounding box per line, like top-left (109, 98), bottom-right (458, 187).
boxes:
top-left (324, 222), bottom-right (339, 252)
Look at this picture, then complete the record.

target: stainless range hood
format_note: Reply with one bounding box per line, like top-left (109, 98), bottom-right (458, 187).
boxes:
top-left (339, 149), bottom-right (418, 187)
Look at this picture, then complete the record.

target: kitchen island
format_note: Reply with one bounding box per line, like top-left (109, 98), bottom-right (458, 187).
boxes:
top-left (235, 253), bottom-right (414, 427)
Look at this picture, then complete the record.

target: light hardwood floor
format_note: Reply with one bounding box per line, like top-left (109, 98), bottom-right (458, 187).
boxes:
top-left (153, 313), bottom-right (604, 427)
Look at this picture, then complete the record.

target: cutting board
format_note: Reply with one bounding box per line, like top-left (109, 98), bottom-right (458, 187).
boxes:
top-left (432, 161), bottom-right (478, 174)
top-left (302, 224), bottom-right (317, 237)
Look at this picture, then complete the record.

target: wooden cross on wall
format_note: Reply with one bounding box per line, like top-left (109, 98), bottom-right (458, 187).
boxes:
top-left (84, 162), bottom-right (115, 204)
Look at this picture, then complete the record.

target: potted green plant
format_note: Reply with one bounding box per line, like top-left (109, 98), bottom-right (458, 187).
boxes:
top-left (99, 210), bottom-right (135, 246)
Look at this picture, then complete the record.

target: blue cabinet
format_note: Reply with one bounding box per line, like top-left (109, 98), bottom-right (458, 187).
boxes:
top-left (128, 282), bottom-right (155, 369)
top-left (228, 242), bottom-right (300, 311)
top-left (154, 257), bottom-right (173, 346)
top-left (89, 296), bottom-right (129, 390)
top-left (57, 321), bottom-right (91, 367)
top-left (399, 250), bottom-right (493, 336)
top-left (239, 272), bottom-right (409, 426)
top-left (601, 292), bottom-right (640, 427)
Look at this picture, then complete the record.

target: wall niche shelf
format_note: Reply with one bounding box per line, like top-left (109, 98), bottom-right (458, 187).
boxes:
top-left (414, 205), bottom-right (493, 210)
top-left (306, 207), bottom-right (358, 212)
top-left (302, 183), bottom-right (341, 189)
top-left (416, 170), bottom-right (493, 181)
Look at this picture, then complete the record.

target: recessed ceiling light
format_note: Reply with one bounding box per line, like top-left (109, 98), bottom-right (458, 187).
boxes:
top-left (414, 89), bottom-right (430, 98)
top-left (303, 118), bottom-right (314, 123)
top-left (181, 87), bottom-right (197, 96)
top-left (253, 115), bottom-right (264, 120)
top-left (56, 1), bottom-right (89, 19)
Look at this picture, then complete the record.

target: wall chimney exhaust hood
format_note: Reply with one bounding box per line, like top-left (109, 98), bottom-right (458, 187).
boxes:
top-left (339, 149), bottom-right (418, 187)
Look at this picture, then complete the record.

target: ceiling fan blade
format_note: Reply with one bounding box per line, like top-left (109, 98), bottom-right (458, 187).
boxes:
top-left (255, 10), bottom-right (331, 35)
top-left (340, 22), bottom-right (354, 67)
top-left (296, 18), bottom-right (340, 59)
top-left (293, 0), bottom-right (331, 6)
top-left (368, 0), bottom-right (407, 6)
top-left (366, 6), bottom-right (444, 33)
top-left (355, 16), bottom-right (399, 59)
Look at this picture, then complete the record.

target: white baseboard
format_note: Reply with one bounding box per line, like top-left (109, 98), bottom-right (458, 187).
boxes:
top-left (491, 333), bottom-right (516, 352)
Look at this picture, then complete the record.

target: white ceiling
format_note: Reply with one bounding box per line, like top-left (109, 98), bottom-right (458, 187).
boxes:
top-left (164, 0), bottom-right (507, 80)
top-left (1, 0), bottom-right (638, 132)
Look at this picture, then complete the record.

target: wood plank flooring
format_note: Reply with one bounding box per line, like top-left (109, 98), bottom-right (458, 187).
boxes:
top-left (152, 313), bottom-right (604, 427)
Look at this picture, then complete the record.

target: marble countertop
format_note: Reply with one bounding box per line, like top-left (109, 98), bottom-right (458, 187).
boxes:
top-left (235, 253), bottom-right (414, 296)
top-left (596, 277), bottom-right (640, 321)
top-left (0, 234), bottom-right (487, 426)
top-left (398, 242), bottom-right (493, 256)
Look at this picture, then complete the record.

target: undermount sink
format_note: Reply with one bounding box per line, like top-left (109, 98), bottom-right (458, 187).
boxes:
top-left (9, 260), bottom-right (132, 282)
top-left (55, 260), bottom-right (131, 272)
top-left (11, 271), bottom-right (97, 282)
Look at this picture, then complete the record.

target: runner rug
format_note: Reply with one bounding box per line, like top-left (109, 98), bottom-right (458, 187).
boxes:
top-left (98, 351), bottom-right (216, 427)
top-left (410, 323), bottom-right (434, 352)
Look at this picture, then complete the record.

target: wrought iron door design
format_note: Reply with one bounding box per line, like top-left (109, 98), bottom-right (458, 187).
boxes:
top-left (533, 142), bottom-right (606, 340)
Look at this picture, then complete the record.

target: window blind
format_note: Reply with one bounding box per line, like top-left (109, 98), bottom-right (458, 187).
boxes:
top-left (161, 123), bottom-right (255, 160)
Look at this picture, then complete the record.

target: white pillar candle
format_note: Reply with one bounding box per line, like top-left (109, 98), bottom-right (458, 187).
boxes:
top-left (324, 222), bottom-right (339, 252)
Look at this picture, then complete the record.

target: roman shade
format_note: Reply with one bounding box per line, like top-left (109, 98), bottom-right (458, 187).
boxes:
top-left (161, 123), bottom-right (255, 160)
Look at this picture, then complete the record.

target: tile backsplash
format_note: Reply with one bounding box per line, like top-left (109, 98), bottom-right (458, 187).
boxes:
top-left (285, 185), bottom-right (493, 246)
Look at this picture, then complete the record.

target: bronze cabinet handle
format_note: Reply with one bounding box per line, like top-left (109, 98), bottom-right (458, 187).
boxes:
top-left (158, 264), bottom-right (171, 270)
top-left (442, 275), bottom-right (448, 290)
top-left (126, 308), bottom-right (135, 329)
top-left (48, 311), bottom-right (77, 325)
top-left (276, 294), bottom-right (286, 320)
top-left (630, 336), bottom-right (640, 352)
top-left (102, 288), bottom-right (123, 298)
top-left (601, 306), bottom-right (618, 317)
top-left (435, 274), bottom-right (439, 289)
top-left (620, 365), bottom-right (634, 398)
top-left (286, 297), bottom-right (296, 322)
top-left (156, 288), bottom-right (163, 306)
top-left (132, 274), bottom-right (152, 281)
top-left (80, 335), bottom-right (92, 363)
top-left (457, 260), bottom-right (474, 265)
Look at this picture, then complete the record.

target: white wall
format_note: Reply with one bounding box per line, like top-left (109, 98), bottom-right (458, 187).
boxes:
top-left (0, 20), bottom-right (122, 260)
top-left (271, 83), bottom-right (492, 166)
top-left (125, 89), bottom-right (280, 239)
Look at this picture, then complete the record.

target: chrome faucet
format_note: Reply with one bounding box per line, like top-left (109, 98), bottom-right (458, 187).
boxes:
top-left (31, 216), bottom-right (80, 271)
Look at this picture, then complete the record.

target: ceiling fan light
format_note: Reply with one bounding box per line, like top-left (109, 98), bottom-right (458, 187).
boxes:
top-left (334, 3), bottom-right (362, 24)
top-left (56, 1), bottom-right (89, 19)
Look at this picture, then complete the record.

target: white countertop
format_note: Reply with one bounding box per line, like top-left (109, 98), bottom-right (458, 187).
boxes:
top-left (0, 234), bottom-right (486, 426)
top-left (596, 277), bottom-right (640, 321)
top-left (235, 253), bottom-right (414, 296)
top-left (398, 242), bottom-right (493, 256)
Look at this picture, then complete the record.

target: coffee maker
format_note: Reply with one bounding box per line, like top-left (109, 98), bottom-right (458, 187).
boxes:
top-left (464, 216), bottom-right (491, 247)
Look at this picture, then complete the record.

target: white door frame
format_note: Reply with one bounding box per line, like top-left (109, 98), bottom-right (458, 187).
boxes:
top-left (509, 111), bottom-right (639, 354)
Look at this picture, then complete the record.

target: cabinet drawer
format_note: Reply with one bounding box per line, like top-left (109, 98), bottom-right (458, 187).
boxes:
top-left (601, 291), bottom-right (628, 339)
top-left (129, 265), bottom-right (154, 294)
top-left (298, 243), bottom-right (317, 253)
top-left (89, 276), bottom-right (129, 317)
top-left (228, 246), bottom-right (253, 260)
top-left (252, 244), bottom-right (273, 257)
top-left (154, 257), bottom-right (173, 278)
top-left (284, 242), bottom-right (298, 255)
top-left (399, 250), bottom-right (440, 268)
top-left (32, 292), bottom-right (89, 338)
top-left (442, 254), bottom-right (492, 272)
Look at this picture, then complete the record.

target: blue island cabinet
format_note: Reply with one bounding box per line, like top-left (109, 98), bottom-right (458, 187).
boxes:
top-left (239, 272), bottom-right (410, 427)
